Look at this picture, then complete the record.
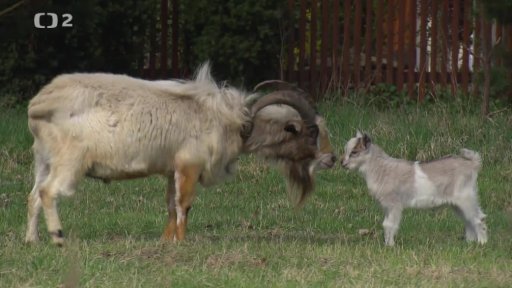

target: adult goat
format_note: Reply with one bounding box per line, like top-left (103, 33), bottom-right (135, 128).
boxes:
top-left (25, 63), bottom-right (334, 245)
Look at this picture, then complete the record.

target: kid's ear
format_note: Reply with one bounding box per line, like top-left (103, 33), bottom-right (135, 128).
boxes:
top-left (362, 133), bottom-right (372, 148)
top-left (356, 130), bottom-right (363, 138)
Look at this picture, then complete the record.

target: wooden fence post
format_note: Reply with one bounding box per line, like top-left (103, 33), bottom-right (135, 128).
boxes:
top-left (419, 0), bottom-right (428, 101)
top-left (341, 0), bottom-right (351, 90)
top-left (171, 0), bottom-right (179, 77)
top-left (375, 0), bottom-right (384, 83)
top-left (407, 0), bottom-right (417, 99)
top-left (310, 0), bottom-right (318, 95)
top-left (364, 0), bottom-right (373, 86)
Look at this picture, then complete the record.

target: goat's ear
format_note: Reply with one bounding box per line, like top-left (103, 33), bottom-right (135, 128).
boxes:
top-left (356, 130), bottom-right (363, 138)
top-left (362, 133), bottom-right (372, 148)
top-left (309, 125), bottom-right (319, 139)
top-left (284, 120), bottom-right (302, 135)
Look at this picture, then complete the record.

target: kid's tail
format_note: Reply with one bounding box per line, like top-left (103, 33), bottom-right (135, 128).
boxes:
top-left (460, 148), bottom-right (481, 170)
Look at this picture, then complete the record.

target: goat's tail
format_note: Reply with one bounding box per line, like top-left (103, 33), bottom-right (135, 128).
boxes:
top-left (460, 148), bottom-right (482, 170)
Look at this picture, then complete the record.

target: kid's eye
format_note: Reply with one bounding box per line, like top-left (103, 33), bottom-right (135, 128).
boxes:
top-left (350, 151), bottom-right (358, 156)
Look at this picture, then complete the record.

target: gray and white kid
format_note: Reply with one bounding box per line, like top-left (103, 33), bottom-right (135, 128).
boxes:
top-left (341, 131), bottom-right (487, 246)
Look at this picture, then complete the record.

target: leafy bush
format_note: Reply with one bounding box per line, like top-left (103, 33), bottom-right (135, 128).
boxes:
top-left (182, 0), bottom-right (285, 86)
top-left (481, 0), bottom-right (512, 25)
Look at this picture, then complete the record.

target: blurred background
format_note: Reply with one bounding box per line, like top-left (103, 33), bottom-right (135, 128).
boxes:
top-left (1, 0), bottom-right (511, 113)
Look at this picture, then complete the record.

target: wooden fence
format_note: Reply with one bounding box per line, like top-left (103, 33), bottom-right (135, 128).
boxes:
top-left (144, 0), bottom-right (512, 100)
top-left (142, 0), bottom-right (183, 79)
top-left (285, 0), bottom-right (512, 99)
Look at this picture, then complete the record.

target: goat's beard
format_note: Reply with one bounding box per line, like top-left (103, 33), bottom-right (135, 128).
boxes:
top-left (277, 159), bottom-right (315, 207)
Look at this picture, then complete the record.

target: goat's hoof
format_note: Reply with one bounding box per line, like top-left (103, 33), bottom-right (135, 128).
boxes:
top-left (160, 231), bottom-right (175, 242)
top-left (160, 236), bottom-right (175, 243)
top-left (52, 238), bottom-right (65, 247)
top-left (477, 238), bottom-right (488, 245)
top-left (50, 230), bottom-right (65, 247)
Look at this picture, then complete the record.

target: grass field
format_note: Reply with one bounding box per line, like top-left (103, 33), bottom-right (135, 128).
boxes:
top-left (1, 98), bottom-right (511, 287)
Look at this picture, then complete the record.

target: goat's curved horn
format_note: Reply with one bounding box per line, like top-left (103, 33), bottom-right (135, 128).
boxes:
top-left (253, 80), bottom-right (306, 94)
top-left (250, 90), bottom-right (316, 125)
top-left (254, 80), bottom-right (318, 111)
top-left (240, 90), bottom-right (317, 141)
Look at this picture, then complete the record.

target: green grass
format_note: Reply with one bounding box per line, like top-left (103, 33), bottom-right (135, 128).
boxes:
top-left (1, 100), bottom-right (511, 287)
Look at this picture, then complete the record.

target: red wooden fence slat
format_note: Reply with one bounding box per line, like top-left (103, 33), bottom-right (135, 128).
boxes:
top-left (385, 0), bottom-right (394, 84)
top-left (364, 0), bottom-right (373, 85)
top-left (160, 0), bottom-right (169, 78)
top-left (495, 23), bottom-right (503, 67)
top-left (430, 0), bottom-right (438, 88)
top-left (483, 17), bottom-right (493, 61)
top-left (298, 0), bottom-right (307, 88)
top-left (375, 0), bottom-right (384, 83)
top-left (396, 0), bottom-right (405, 91)
top-left (148, 13), bottom-right (157, 79)
top-left (508, 27), bottom-right (512, 99)
top-left (461, 0), bottom-right (471, 94)
top-left (407, 0), bottom-right (417, 99)
top-left (171, 0), bottom-right (179, 77)
top-left (342, 0), bottom-right (352, 88)
top-left (320, 0), bottom-right (330, 91)
top-left (472, 5), bottom-right (481, 98)
top-left (419, 0), bottom-right (428, 101)
top-left (287, 0), bottom-right (296, 82)
top-left (310, 0), bottom-right (318, 94)
top-left (508, 26), bottom-right (512, 51)
top-left (450, 0), bottom-right (460, 96)
top-left (332, 0), bottom-right (340, 89)
top-left (496, 23), bottom-right (503, 40)
top-left (353, 0), bottom-right (362, 87)
top-left (440, 0), bottom-right (449, 87)
top-left (481, 14), bottom-right (493, 111)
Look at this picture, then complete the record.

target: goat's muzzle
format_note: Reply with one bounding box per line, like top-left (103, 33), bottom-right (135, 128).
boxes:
top-left (315, 153), bottom-right (337, 170)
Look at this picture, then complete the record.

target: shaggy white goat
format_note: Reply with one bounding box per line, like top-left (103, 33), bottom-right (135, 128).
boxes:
top-left (341, 131), bottom-right (487, 246)
top-left (26, 63), bottom-right (335, 245)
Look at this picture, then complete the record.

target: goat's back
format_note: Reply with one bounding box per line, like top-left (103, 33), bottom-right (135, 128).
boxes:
top-left (27, 73), bottom-right (248, 183)
top-left (419, 154), bottom-right (480, 197)
top-left (420, 154), bottom-right (480, 176)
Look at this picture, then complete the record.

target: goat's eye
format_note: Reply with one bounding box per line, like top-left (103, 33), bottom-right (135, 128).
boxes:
top-left (350, 151), bottom-right (358, 157)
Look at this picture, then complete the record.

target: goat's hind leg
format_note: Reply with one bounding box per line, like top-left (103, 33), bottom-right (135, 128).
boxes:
top-left (40, 156), bottom-right (84, 246)
top-left (452, 205), bottom-right (477, 241)
top-left (25, 154), bottom-right (50, 243)
top-left (454, 195), bottom-right (488, 244)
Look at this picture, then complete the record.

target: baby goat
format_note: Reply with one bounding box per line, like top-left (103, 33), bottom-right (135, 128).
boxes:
top-left (341, 131), bottom-right (487, 246)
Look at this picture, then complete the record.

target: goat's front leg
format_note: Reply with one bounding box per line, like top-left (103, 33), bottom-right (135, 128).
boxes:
top-left (161, 159), bottom-right (201, 242)
top-left (161, 176), bottom-right (177, 241)
top-left (382, 206), bottom-right (402, 246)
top-left (173, 162), bottom-right (201, 241)
top-left (25, 155), bottom-right (50, 243)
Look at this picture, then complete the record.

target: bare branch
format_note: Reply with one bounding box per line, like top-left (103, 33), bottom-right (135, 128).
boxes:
top-left (0, 0), bottom-right (26, 18)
